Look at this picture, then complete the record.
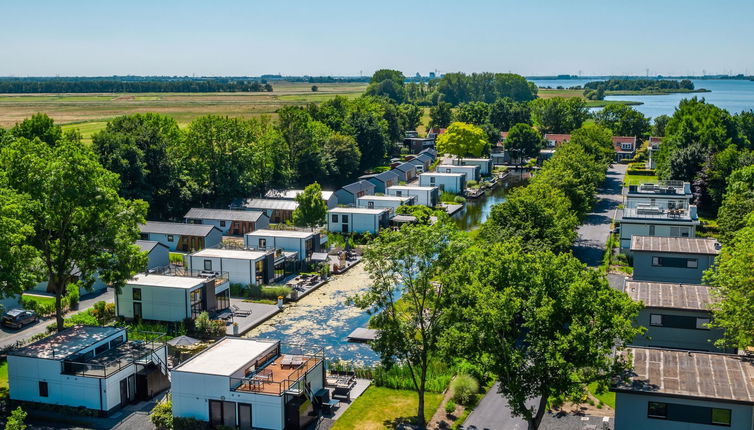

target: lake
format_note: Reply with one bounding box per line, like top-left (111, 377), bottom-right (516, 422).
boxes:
top-left (452, 172), bottom-right (527, 231)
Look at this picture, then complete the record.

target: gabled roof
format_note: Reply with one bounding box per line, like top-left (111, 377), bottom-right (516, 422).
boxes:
top-left (649, 136), bottom-right (663, 143)
top-left (630, 236), bottom-right (721, 255)
top-left (612, 136), bottom-right (637, 144)
top-left (243, 199), bottom-right (299, 211)
top-left (264, 189), bottom-right (334, 201)
top-left (419, 148), bottom-right (437, 158)
top-left (360, 170), bottom-right (399, 183)
top-left (184, 208), bottom-right (266, 223)
top-left (415, 153), bottom-right (434, 163)
top-left (340, 180), bottom-right (375, 195)
top-left (543, 133), bottom-right (571, 142)
top-left (624, 281), bottom-right (717, 311)
top-left (136, 240), bottom-right (168, 253)
top-left (140, 221), bottom-right (220, 237)
top-left (393, 162), bottom-right (417, 173)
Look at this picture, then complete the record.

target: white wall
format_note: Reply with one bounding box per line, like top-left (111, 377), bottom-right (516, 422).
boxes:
top-left (245, 234), bottom-right (309, 259)
top-left (187, 256), bottom-right (257, 286)
top-left (328, 212), bottom-right (384, 234)
top-left (8, 356), bottom-right (103, 409)
top-left (419, 174), bottom-right (464, 194)
top-left (619, 221), bottom-right (697, 249)
top-left (436, 165), bottom-right (480, 181)
top-left (386, 187), bottom-right (437, 206)
top-left (357, 198), bottom-right (411, 216)
top-left (626, 195), bottom-right (690, 210)
top-left (117, 284), bottom-right (190, 322)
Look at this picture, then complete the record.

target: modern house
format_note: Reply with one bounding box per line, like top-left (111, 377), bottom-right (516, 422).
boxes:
top-left (403, 137), bottom-right (435, 154)
top-left (186, 248), bottom-right (279, 287)
top-left (452, 158), bottom-right (493, 176)
top-left (245, 229), bottom-right (322, 262)
top-left (136, 240), bottom-right (170, 270)
top-left (426, 127), bottom-right (446, 140)
top-left (386, 185), bottom-right (439, 207)
top-left (139, 221), bottom-right (223, 252)
top-left (359, 170), bottom-right (400, 194)
top-left (435, 164), bottom-right (481, 182)
top-left (264, 189), bottom-right (338, 209)
top-left (619, 205), bottom-right (699, 250)
top-left (624, 281), bottom-right (729, 352)
top-left (611, 347), bottom-right (754, 429)
top-left (419, 172), bottom-right (466, 194)
top-left (327, 207), bottom-right (390, 234)
top-left (613, 136), bottom-right (637, 161)
top-left (184, 208), bottom-right (270, 236)
top-left (392, 162), bottom-right (418, 183)
top-left (334, 180), bottom-right (376, 206)
top-left (419, 147), bottom-right (438, 160)
top-left (357, 195), bottom-right (416, 216)
top-left (543, 133), bottom-right (571, 148)
top-left (648, 137), bottom-right (662, 169)
top-left (625, 181), bottom-right (693, 210)
top-left (7, 326), bottom-right (169, 414)
top-left (171, 337), bottom-right (325, 430)
top-left (115, 270), bottom-right (231, 322)
top-left (630, 236), bottom-right (721, 284)
top-left (538, 148), bottom-right (556, 163)
top-left (238, 199), bottom-right (299, 224)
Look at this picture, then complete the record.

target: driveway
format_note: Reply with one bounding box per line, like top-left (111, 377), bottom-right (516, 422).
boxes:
top-left (572, 164), bottom-right (627, 267)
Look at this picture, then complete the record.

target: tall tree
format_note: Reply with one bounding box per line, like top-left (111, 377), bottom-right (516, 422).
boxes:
top-left (489, 97), bottom-right (531, 131)
top-left (277, 106), bottom-right (327, 184)
top-left (0, 182), bottom-right (40, 299)
top-left (504, 123), bottom-right (543, 165)
top-left (292, 182), bottom-right (328, 229)
top-left (346, 100), bottom-right (390, 170)
top-left (453, 101), bottom-right (491, 126)
top-left (365, 69), bottom-right (406, 103)
top-left (569, 123), bottom-right (615, 165)
top-left (652, 114), bottom-right (670, 137)
top-left (717, 165), bottom-right (754, 243)
top-left (429, 102), bottom-right (453, 129)
top-left (321, 133), bottom-right (361, 186)
top-left (10, 113), bottom-right (62, 147)
top-left (529, 97), bottom-right (588, 134)
top-left (592, 104), bottom-right (650, 138)
top-left (399, 103), bottom-right (423, 131)
top-left (435, 122), bottom-right (487, 159)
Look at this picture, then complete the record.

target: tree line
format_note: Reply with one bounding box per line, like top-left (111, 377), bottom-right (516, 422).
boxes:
top-left (584, 78), bottom-right (695, 91)
top-left (0, 78), bottom-right (273, 93)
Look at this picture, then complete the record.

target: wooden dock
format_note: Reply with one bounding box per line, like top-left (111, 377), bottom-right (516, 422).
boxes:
top-left (346, 327), bottom-right (379, 342)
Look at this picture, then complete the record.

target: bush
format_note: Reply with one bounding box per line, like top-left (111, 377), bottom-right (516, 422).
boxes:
top-left (445, 399), bottom-right (457, 415)
top-left (247, 285), bottom-right (291, 301)
top-left (229, 283), bottom-right (248, 297)
top-left (66, 284), bottom-right (80, 309)
top-left (6, 406), bottom-right (27, 430)
top-left (451, 374), bottom-right (479, 405)
top-left (173, 417), bottom-right (208, 430)
top-left (150, 398), bottom-right (173, 430)
top-left (192, 311), bottom-right (225, 339)
top-left (64, 309), bottom-right (99, 327)
top-left (169, 253), bottom-right (184, 265)
top-left (372, 360), bottom-right (454, 393)
top-left (91, 300), bottom-right (115, 324)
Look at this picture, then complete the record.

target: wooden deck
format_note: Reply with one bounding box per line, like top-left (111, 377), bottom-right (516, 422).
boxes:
top-left (236, 355), bottom-right (321, 395)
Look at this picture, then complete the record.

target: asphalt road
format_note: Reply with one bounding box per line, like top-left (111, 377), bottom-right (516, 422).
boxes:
top-left (462, 383), bottom-right (530, 430)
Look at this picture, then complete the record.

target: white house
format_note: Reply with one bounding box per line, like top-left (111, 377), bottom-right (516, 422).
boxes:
top-left (115, 271), bottom-right (231, 322)
top-left (625, 181), bottom-right (693, 210)
top-left (184, 208), bottom-right (270, 236)
top-left (357, 195), bottom-right (416, 216)
top-left (136, 240), bottom-right (170, 270)
top-left (619, 205), bottom-right (699, 250)
top-left (613, 136), bottom-right (637, 161)
top-left (648, 137), bottom-right (662, 169)
top-left (139, 221), bottom-right (223, 252)
top-left (435, 164), bottom-right (481, 182)
top-left (186, 248), bottom-right (275, 287)
top-left (419, 172), bottom-right (466, 194)
top-left (612, 347), bottom-right (754, 430)
top-left (265, 189), bottom-right (338, 209)
top-left (7, 326), bottom-right (168, 414)
top-left (452, 158), bottom-right (493, 176)
top-left (386, 185), bottom-right (439, 207)
top-left (327, 207), bottom-right (390, 234)
top-left (171, 337), bottom-right (325, 430)
top-left (244, 229), bottom-right (322, 262)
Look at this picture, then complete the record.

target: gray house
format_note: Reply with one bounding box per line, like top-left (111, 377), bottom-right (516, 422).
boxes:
top-left (184, 208), bottom-right (269, 236)
top-left (139, 221), bottom-right (223, 252)
top-left (630, 236), bottom-right (721, 284)
top-left (392, 162), bottom-right (417, 183)
top-left (624, 281), bottom-right (729, 352)
top-left (359, 170), bottom-right (399, 194)
top-left (619, 205), bottom-right (700, 251)
top-left (334, 180), bottom-right (375, 206)
top-left (406, 153), bottom-right (433, 172)
top-left (136, 240), bottom-right (170, 269)
top-left (419, 147), bottom-right (437, 160)
top-left (612, 347), bottom-right (753, 429)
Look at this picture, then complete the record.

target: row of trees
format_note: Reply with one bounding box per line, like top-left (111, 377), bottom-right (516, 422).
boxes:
top-left (583, 78), bottom-right (695, 91)
top-left (0, 78), bottom-right (273, 93)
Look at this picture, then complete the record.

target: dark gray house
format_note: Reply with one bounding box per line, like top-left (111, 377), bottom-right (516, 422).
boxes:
top-left (136, 240), bottom-right (170, 269)
top-left (392, 162), bottom-right (417, 183)
top-left (631, 236), bottom-right (721, 284)
top-left (406, 153), bottom-right (433, 172)
top-left (184, 208), bottom-right (269, 236)
top-left (334, 180), bottom-right (376, 206)
top-left (359, 170), bottom-right (400, 194)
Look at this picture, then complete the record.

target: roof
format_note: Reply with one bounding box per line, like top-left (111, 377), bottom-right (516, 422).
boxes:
top-left (612, 136), bottom-right (637, 144)
top-left (649, 136), bottom-right (663, 143)
top-left (360, 170), bottom-right (399, 183)
top-left (340, 180), bottom-right (375, 195)
top-left (174, 337), bottom-right (278, 376)
top-left (329, 207), bottom-right (389, 215)
top-left (622, 207), bottom-right (697, 222)
top-left (627, 182), bottom-right (691, 196)
top-left (391, 215), bottom-right (417, 223)
top-left (419, 148), bottom-right (437, 157)
top-left (10, 326), bottom-right (123, 360)
top-left (630, 236), bottom-right (721, 255)
top-left (543, 133), bottom-right (571, 142)
top-left (458, 157), bottom-right (492, 162)
top-left (246, 229), bottom-right (316, 239)
top-left (243, 199), bottom-right (298, 211)
top-left (136, 240), bottom-right (168, 253)
top-left (140, 221), bottom-right (219, 237)
top-left (436, 164), bottom-right (479, 171)
top-left (420, 172), bottom-right (465, 178)
top-left (184, 208), bottom-right (266, 223)
top-left (127, 273), bottom-right (206, 289)
top-left (393, 162), bottom-right (417, 173)
top-left (388, 185), bottom-right (437, 192)
top-left (624, 281), bottom-right (717, 311)
top-left (358, 195), bottom-right (413, 202)
top-left (264, 189), bottom-right (334, 201)
top-left (190, 248), bottom-right (268, 260)
top-left (614, 347), bottom-right (754, 404)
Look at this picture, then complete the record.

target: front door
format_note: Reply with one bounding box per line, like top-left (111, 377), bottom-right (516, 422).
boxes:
top-left (119, 378), bottom-right (128, 408)
top-left (133, 302), bottom-right (142, 320)
top-left (238, 403), bottom-right (252, 430)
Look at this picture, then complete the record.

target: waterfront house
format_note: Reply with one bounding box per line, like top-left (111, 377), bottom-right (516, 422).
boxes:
top-left (359, 170), bottom-right (399, 194)
top-left (334, 180), bottom-right (376, 206)
top-left (186, 248), bottom-right (280, 287)
top-left (392, 162), bottom-right (418, 183)
top-left (386, 185), bottom-right (439, 207)
top-left (613, 136), bottom-right (637, 161)
top-left (538, 148), bottom-right (556, 164)
top-left (139, 221), bottom-right (222, 252)
top-left (543, 133), bottom-right (571, 148)
top-left (624, 281), bottom-right (729, 352)
top-left (436, 164), bottom-right (481, 182)
top-left (136, 240), bottom-right (170, 270)
top-left (171, 337), bottom-right (325, 430)
top-left (264, 189), bottom-right (338, 209)
top-left (611, 347), bottom-right (753, 429)
top-left (625, 181), bottom-right (692, 210)
top-left (452, 157), bottom-right (493, 176)
top-left (237, 199), bottom-right (298, 224)
top-left (619, 205), bottom-right (699, 250)
top-left (184, 208), bottom-right (270, 236)
top-left (648, 137), bottom-right (662, 169)
top-left (115, 270), bottom-right (231, 322)
top-left (630, 236), bottom-right (721, 284)
top-left (245, 229), bottom-right (322, 262)
top-left (357, 195), bottom-right (416, 216)
top-left (7, 326), bottom-right (168, 414)
top-left (419, 172), bottom-right (466, 194)
top-left (327, 207), bottom-right (390, 234)
top-left (403, 137), bottom-right (435, 154)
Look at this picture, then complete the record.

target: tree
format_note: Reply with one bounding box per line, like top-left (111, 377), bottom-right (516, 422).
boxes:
top-left (504, 123), bottom-right (543, 165)
top-left (429, 102), bottom-right (453, 129)
top-left (453, 101), bottom-right (491, 126)
top-left (435, 122), bottom-right (487, 160)
top-left (489, 97), bottom-right (531, 131)
top-left (10, 113), bottom-right (62, 146)
top-left (321, 133), bottom-right (361, 186)
top-left (354, 222), bottom-right (466, 427)
top-left (311, 85), bottom-right (318, 92)
top-left (668, 142), bottom-right (706, 182)
top-left (365, 69), bottom-right (406, 103)
top-left (569, 123), bottom-right (615, 165)
top-left (5, 406), bottom-right (28, 430)
top-left (529, 97), bottom-right (588, 134)
top-left (735, 110), bottom-right (754, 150)
top-left (443, 241), bottom-right (642, 430)
top-left (592, 104), bottom-right (650, 138)
top-left (292, 182), bottom-right (328, 229)
top-left (346, 102), bottom-right (390, 170)
top-left (652, 114), bottom-right (670, 137)
top-left (277, 106), bottom-right (327, 184)
top-left (0, 138), bottom-right (147, 330)
top-left (717, 165), bottom-right (754, 242)
top-left (0, 183), bottom-right (40, 299)
top-left (399, 103), bottom-right (423, 131)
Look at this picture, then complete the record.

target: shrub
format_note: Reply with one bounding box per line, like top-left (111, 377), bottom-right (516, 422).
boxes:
top-left (6, 406), bottom-right (27, 430)
top-left (372, 360), bottom-right (453, 393)
top-left (229, 283), bottom-right (248, 297)
top-left (37, 302), bottom-right (55, 317)
top-left (192, 311), bottom-right (225, 339)
top-left (64, 309), bottom-right (99, 327)
top-left (173, 417), bottom-right (208, 430)
top-left (445, 399), bottom-right (457, 415)
top-left (169, 253), bottom-right (184, 265)
top-left (91, 300), bottom-right (115, 324)
top-left (66, 284), bottom-right (80, 309)
top-left (150, 398), bottom-right (173, 430)
top-left (451, 374), bottom-right (479, 405)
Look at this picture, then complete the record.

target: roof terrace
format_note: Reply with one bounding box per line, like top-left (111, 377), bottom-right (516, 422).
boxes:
top-left (628, 181), bottom-right (691, 196)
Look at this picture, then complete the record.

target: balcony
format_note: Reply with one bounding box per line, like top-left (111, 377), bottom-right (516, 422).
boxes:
top-left (62, 332), bottom-right (167, 378)
top-left (229, 343), bottom-right (325, 396)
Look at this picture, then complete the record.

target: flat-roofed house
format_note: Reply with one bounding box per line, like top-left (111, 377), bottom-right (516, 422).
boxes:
top-left (613, 136), bottom-right (637, 161)
top-left (452, 158), bottom-right (493, 176)
top-left (357, 195), bottom-right (416, 216)
top-left (136, 240), bottom-right (170, 269)
top-left (619, 205), bottom-right (699, 251)
top-left (624, 281), bottom-right (729, 352)
top-left (435, 164), bottom-right (481, 182)
top-left (359, 171), bottom-right (399, 194)
top-left (327, 207), bottom-right (390, 234)
top-left (139, 221), bottom-right (222, 252)
top-left (186, 248), bottom-right (277, 286)
top-left (625, 181), bottom-right (693, 210)
top-left (264, 189), bottom-right (338, 209)
top-left (238, 199), bottom-right (299, 224)
top-left (386, 185), bottom-right (439, 207)
top-left (244, 229), bottom-right (322, 262)
top-left (171, 337), bottom-right (325, 430)
top-left (115, 271), bottom-right (231, 322)
top-left (334, 180), bottom-right (376, 206)
top-left (7, 326), bottom-right (169, 414)
top-left (648, 137), bottom-right (662, 169)
top-left (392, 162), bottom-right (418, 183)
top-left (630, 236), bottom-right (721, 284)
top-left (184, 208), bottom-right (269, 236)
top-left (403, 137), bottom-right (435, 154)
top-left (419, 172), bottom-right (466, 194)
top-left (611, 347), bottom-right (754, 429)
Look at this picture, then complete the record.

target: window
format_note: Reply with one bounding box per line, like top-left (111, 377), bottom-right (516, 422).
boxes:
top-left (368, 201), bottom-right (374, 209)
top-left (652, 256), bottom-right (696, 268)
top-left (648, 401), bottom-right (732, 426)
top-left (650, 314), bottom-right (663, 326)
top-left (95, 342), bottom-right (109, 355)
top-left (204, 259), bottom-right (212, 271)
top-left (711, 408), bottom-right (732, 426)
top-left (258, 238), bottom-right (266, 249)
top-left (39, 381), bottom-right (48, 397)
top-left (342, 215), bottom-right (349, 223)
top-left (430, 177), bottom-right (436, 185)
top-left (133, 288), bottom-right (141, 301)
top-left (331, 214), bottom-right (338, 223)
top-left (167, 235), bottom-right (174, 242)
top-left (687, 259), bottom-right (698, 268)
top-left (650, 314), bottom-right (708, 330)
top-left (648, 225), bottom-right (656, 236)
top-left (696, 317), bottom-right (711, 330)
top-left (647, 401), bottom-right (667, 419)
top-left (220, 220), bottom-right (226, 227)
top-left (395, 191), bottom-right (402, 197)
top-left (140, 233), bottom-right (148, 240)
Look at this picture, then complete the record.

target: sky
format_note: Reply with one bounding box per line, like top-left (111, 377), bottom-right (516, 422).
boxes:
top-left (1, 0), bottom-right (753, 77)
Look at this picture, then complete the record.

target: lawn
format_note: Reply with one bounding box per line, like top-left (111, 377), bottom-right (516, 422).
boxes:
top-left (21, 293), bottom-right (56, 307)
top-left (623, 173), bottom-right (659, 186)
top-left (332, 386), bottom-right (443, 430)
top-left (537, 88), bottom-right (641, 107)
top-left (0, 360), bottom-right (8, 399)
top-left (588, 382), bottom-right (616, 409)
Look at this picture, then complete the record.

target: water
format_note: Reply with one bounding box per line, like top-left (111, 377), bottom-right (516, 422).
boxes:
top-left (452, 172), bottom-right (527, 231)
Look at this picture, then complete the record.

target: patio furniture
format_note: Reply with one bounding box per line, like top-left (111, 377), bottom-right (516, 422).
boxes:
top-left (232, 304), bottom-right (251, 317)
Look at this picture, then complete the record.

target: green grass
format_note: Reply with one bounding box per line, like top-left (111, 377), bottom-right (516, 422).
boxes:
top-left (22, 293), bottom-right (56, 307)
top-left (331, 386), bottom-right (443, 430)
top-left (61, 120), bottom-right (109, 144)
top-left (586, 99), bottom-right (642, 107)
top-left (588, 382), bottom-right (616, 409)
top-left (623, 173), bottom-right (659, 186)
top-left (0, 360), bottom-right (8, 391)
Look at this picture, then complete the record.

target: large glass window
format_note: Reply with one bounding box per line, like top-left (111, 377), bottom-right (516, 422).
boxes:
top-left (647, 402), bottom-right (667, 419)
top-left (204, 259), bottom-right (212, 271)
top-left (132, 288), bottom-right (141, 301)
top-left (651, 256), bottom-right (696, 268)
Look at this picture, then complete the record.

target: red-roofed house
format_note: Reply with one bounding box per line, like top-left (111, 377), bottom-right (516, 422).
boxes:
top-left (427, 127), bottom-right (447, 139)
top-left (613, 136), bottom-right (637, 161)
top-left (543, 134), bottom-right (571, 148)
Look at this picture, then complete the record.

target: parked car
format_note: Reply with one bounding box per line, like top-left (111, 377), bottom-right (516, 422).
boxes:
top-left (2, 309), bottom-right (39, 329)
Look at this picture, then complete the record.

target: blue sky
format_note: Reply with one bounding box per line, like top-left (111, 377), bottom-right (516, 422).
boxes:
top-left (1, 0), bottom-right (753, 77)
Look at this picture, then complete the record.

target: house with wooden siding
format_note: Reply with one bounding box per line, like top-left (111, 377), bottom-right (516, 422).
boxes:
top-left (630, 236), bottom-right (721, 284)
top-left (334, 180), bottom-right (375, 206)
top-left (139, 221), bottom-right (222, 252)
top-left (184, 208), bottom-right (269, 236)
top-left (359, 171), bottom-right (399, 194)
top-left (392, 162), bottom-right (418, 183)
top-left (237, 199), bottom-right (299, 224)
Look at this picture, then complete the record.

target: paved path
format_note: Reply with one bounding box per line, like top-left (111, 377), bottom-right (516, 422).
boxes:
top-left (572, 164), bottom-right (627, 267)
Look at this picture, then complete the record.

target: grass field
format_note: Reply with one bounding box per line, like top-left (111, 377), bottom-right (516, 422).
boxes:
top-left (537, 89), bottom-right (641, 107)
top-left (623, 173), bottom-right (659, 186)
top-left (0, 360), bottom-right (8, 399)
top-left (331, 386), bottom-right (443, 430)
top-left (588, 382), bottom-right (616, 409)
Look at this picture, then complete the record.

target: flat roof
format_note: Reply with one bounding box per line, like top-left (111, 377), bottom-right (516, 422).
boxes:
top-left (329, 207), bottom-right (389, 214)
top-left (621, 207), bottom-right (696, 222)
top-left (140, 221), bottom-right (218, 237)
top-left (127, 273), bottom-right (206, 289)
top-left (436, 164), bottom-right (479, 169)
top-left (458, 157), bottom-right (492, 162)
top-left (614, 347), bottom-right (754, 404)
top-left (420, 172), bottom-right (464, 177)
top-left (630, 236), bottom-right (721, 255)
top-left (175, 337), bottom-right (278, 376)
top-left (245, 229), bottom-right (315, 239)
top-left (264, 189), bottom-right (334, 200)
top-left (624, 281), bottom-right (717, 311)
top-left (190, 248), bottom-right (268, 260)
top-left (357, 195), bottom-right (413, 201)
top-left (184, 208), bottom-right (266, 223)
top-left (387, 185), bottom-right (436, 191)
top-left (10, 326), bottom-right (123, 360)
